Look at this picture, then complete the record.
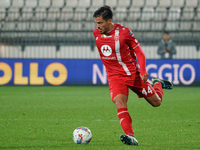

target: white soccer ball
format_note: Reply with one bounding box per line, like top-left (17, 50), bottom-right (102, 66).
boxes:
top-left (73, 127), bottom-right (92, 144)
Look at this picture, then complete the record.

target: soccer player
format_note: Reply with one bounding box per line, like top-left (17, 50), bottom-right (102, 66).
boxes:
top-left (93, 5), bottom-right (173, 145)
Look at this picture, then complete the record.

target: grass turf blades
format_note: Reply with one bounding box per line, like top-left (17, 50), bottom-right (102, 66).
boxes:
top-left (0, 86), bottom-right (200, 150)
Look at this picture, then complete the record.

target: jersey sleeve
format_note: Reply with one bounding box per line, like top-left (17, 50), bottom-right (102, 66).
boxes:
top-left (133, 45), bottom-right (148, 76)
top-left (124, 28), bottom-right (140, 49)
top-left (124, 28), bottom-right (147, 76)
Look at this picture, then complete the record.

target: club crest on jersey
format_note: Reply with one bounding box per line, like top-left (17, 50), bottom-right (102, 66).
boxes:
top-left (114, 35), bottom-right (119, 41)
top-left (101, 45), bottom-right (112, 56)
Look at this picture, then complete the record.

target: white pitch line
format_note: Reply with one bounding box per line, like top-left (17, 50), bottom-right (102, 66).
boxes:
top-left (0, 119), bottom-right (199, 122)
top-left (0, 119), bottom-right (119, 122)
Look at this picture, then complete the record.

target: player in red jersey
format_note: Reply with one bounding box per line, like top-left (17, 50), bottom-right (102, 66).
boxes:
top-left (93, 5), bottom-right (173, 145)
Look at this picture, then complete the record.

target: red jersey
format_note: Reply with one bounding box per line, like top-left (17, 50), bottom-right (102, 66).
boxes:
top-left (93, 24), bottom-right (147, 80)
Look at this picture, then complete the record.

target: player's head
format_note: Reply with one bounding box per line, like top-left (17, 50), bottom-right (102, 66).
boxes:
top-left (163, 31), bottom-right (170, 41)
top-left (93, 5), bottom-right (114, 34)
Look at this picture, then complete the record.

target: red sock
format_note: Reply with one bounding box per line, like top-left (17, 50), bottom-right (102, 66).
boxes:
top-left (117, 108), bottom-right (134, 135)
top-left (154, 82), bottom-right (163, 100)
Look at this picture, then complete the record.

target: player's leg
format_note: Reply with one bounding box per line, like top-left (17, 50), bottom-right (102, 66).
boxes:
top-left (129, 79), bottom-right (163, 107)
top-left (113, 94), bottom-right (134, 135)
top-left (113, 94), bottom-right (128, 108)
top-left (144, 77), bottom-right (173, 107)
top-left (113, 94), bottom-right (139, 145)
top-left (109, 79), bottom-right (139, 145)
top-left (137, 80), bottom-right (163, 107)
top-left (112, 92), bottom-right (134, 136)
top-left (144, 92), bottom-right (162, 107)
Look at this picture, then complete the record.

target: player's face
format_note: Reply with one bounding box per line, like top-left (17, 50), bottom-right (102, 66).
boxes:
top-left (95, 16), bottom-right (112, 34)
top-left (163, 33), bottom-right (170, 42)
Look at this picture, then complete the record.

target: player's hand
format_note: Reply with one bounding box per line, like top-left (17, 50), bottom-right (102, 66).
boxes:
top-left (163, 49), bottom-right (167, 53)
top-left (166, 47), bottom-right (171, 52)
top-left (140, 73), bottom-right (149, 83)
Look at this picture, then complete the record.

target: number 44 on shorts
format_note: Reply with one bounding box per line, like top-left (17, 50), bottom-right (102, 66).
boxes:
top-left (142, 86), bottom-right (153, 95)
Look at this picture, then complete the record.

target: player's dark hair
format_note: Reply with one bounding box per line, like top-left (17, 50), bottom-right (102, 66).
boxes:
top-left (164, 31), bottom-right (170, 35)
top-left (93, 5), bottom-right (113, 20)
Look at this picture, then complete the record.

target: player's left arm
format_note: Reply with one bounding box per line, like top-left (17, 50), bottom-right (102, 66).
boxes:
top-left (125, 28), bottom-right (148, 83)
top-left (134, 45), bottom-right (149, 83)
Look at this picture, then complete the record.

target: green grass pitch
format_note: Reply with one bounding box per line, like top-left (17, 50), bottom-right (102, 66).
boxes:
top-left (0, 86), bottom-right (200, 150)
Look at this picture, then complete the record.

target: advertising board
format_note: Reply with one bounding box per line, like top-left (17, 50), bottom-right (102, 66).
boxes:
top-left (0, 59), bottom-right (199, 86)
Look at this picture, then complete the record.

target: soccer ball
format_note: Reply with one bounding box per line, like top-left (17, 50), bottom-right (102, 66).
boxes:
top-left (73, 127), bottom-right (92, 144)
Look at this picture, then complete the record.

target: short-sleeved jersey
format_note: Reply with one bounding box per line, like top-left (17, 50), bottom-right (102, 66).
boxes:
top-left (93, 24), bottom-right (141, 80)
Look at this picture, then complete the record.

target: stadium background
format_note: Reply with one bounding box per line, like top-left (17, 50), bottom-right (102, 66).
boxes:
top-left (0, 0), bottom-right (200, 86)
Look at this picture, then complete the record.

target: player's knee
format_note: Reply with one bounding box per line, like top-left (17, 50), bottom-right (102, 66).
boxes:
top-left (152, 100), bottom-right (161, 107)
top-left (114, 99), bottom-right (127, 108)
top-left (112, 94), bottom-right (128, 108)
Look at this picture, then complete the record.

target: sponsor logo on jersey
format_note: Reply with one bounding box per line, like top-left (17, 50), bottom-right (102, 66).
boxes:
top-left (101, 45), bottom-right (112, 56)
top-left (102, 56), bottom-right (116, 60)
